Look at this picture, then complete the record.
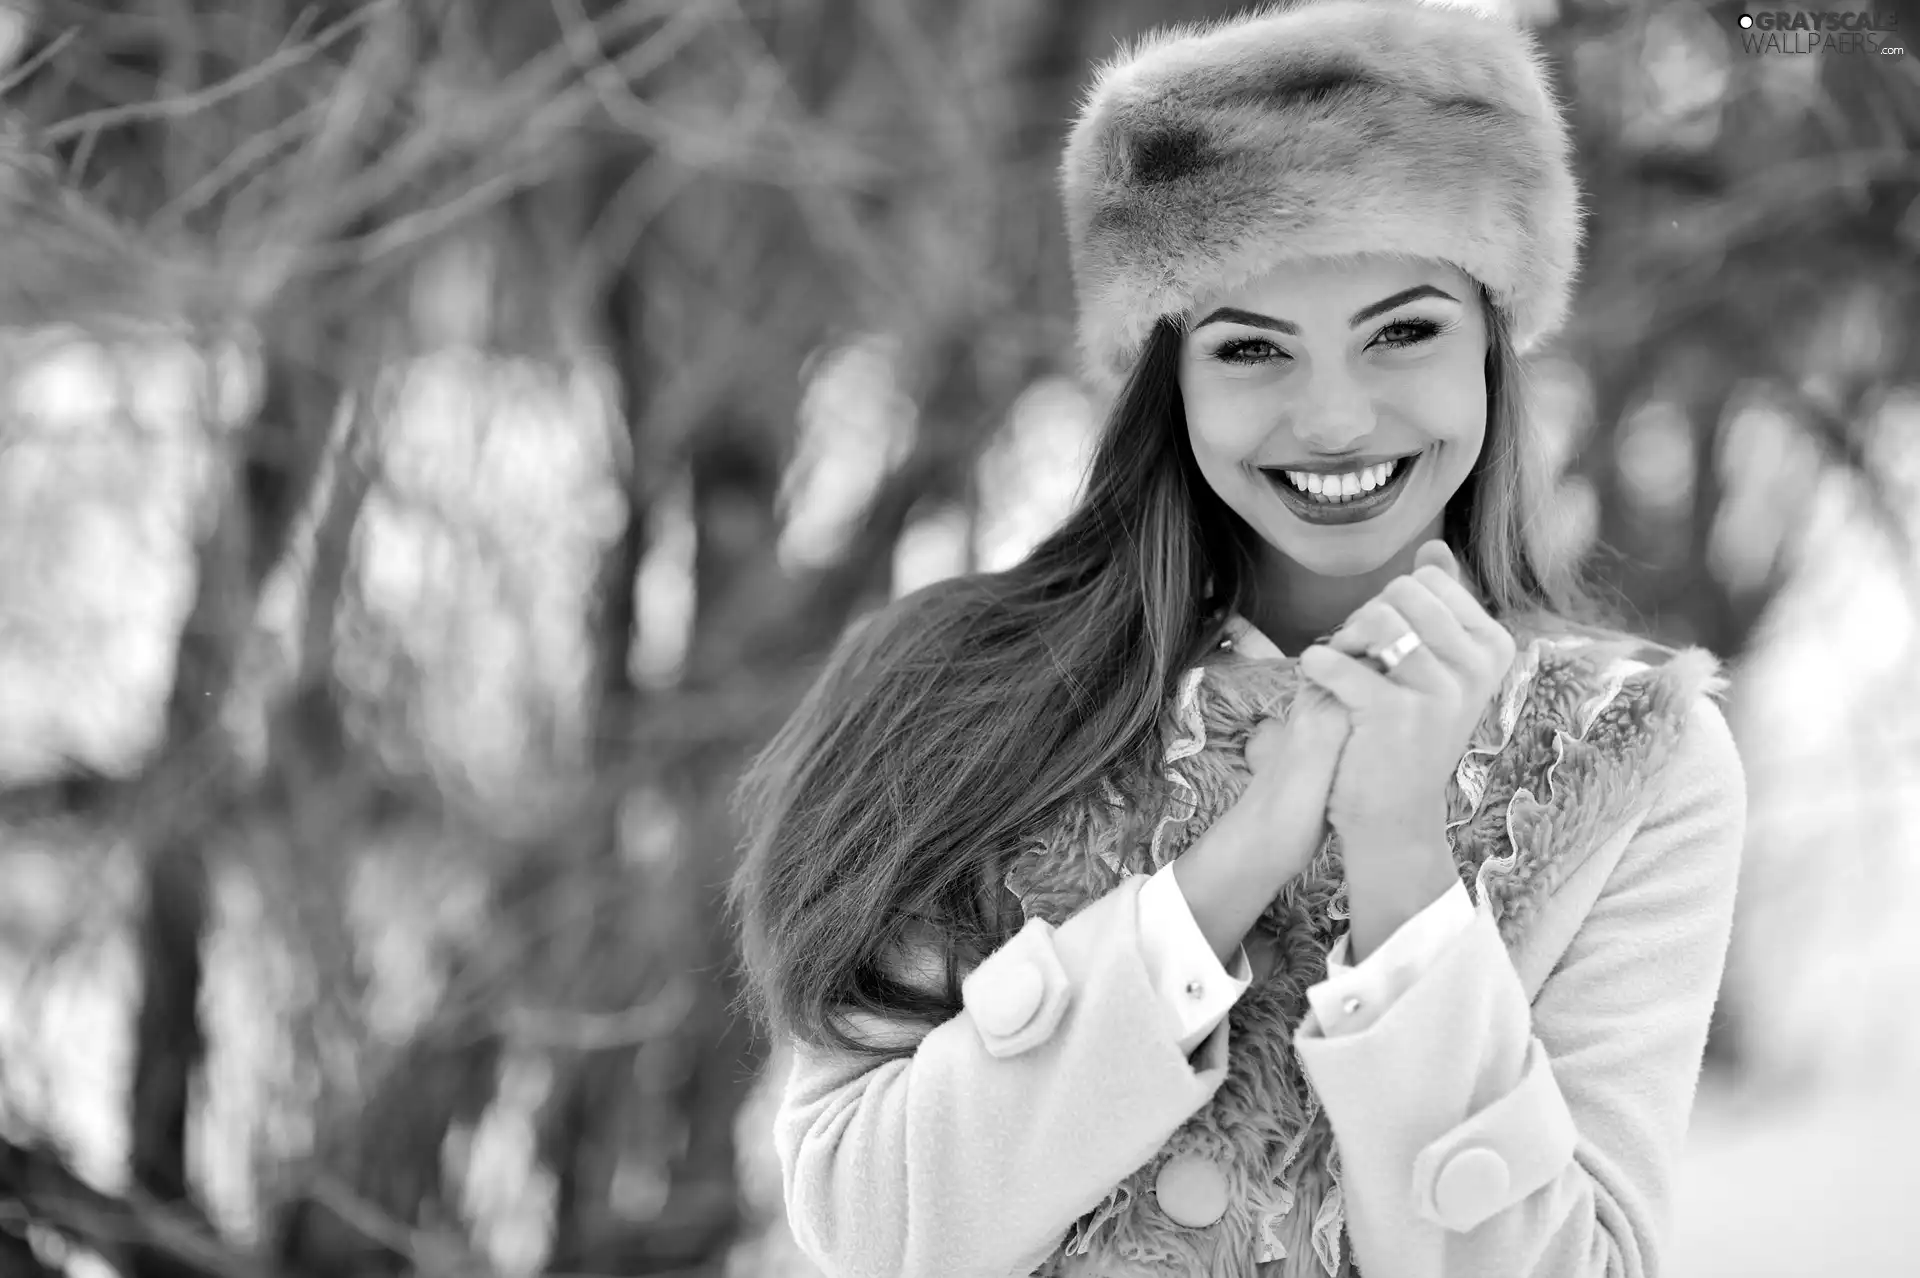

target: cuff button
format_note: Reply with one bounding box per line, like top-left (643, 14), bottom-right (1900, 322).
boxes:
top-left (1185, 978), bottom-right (1206, 1000)
top-left (1341, 995), bottom-right (1363, 1016)
top-left (1433, 1146), bottom-right (1511, 1226)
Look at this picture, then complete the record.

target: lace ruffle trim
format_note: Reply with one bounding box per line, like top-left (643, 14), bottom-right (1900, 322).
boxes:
top-left (1149, 666), bottom-right (1210, 869)
top-left (1467, 639), bottom-right (1652, 909)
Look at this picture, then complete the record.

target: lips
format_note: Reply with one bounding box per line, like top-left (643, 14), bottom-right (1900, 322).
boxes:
top-left (1259, 449), bottom-right (1423, 527)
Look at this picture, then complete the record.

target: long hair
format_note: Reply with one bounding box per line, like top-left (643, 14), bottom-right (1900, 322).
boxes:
top-left (726, 298), bottom-right (1613, 1057)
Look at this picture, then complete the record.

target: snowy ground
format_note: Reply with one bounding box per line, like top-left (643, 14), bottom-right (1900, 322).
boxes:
top-left (1671, 1071), bottom-right (1920, 1278)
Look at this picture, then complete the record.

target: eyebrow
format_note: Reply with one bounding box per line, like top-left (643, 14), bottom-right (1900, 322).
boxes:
top-left (1191, 285), bottom-right (1460, 334)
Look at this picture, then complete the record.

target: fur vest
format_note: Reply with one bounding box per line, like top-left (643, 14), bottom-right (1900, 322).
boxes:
top-left (1001, 617), bottom-right (1723, 1278)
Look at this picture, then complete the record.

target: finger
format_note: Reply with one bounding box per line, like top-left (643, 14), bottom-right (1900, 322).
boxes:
top-left (1287, 683), bottom-right (1352, 748)
top-left (1323, 597), bottom-right (1400, 656)
top-left (1411, 563), bottom-right (1513, 658)
top-left (1411, 560), bottom-right (1485, 626)
top-left (1414, 540), bottom-right (1500, 613)
top-left (1379, 575), bottom-right (1476, 673)
top-left (1413, 538), bottom-right (1461, 583)
top-left (1298, 641), bottom-right (1398, 709)
top-left (1291, 680), bottom-right (1347, 724)
top-left (1325, 599), bottom-right (1450, 693)
top-left (1246, 697), bottom-right (1349, 774)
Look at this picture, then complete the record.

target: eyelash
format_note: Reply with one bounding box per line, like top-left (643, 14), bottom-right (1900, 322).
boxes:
top-left (1210, 318), bottom-right (1450, 364)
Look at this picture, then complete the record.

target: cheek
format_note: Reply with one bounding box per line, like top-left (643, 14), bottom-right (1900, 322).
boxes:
top-left (1182, 380), bottom-right (1274, 462)
top-left (1182, 391), bottom-right (1264, 510)
top-left (1405, 361), bottom-right (1487, 446)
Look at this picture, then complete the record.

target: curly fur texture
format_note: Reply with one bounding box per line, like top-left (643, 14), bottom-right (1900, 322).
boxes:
top-left (1004, 623), bottom-right (1722, 1277)
top-left (1059, 0), bottom-right (1584, 396)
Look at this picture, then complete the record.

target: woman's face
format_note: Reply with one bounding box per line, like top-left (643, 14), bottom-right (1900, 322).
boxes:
top-left (1178, 254), bottom-right (1489, 578)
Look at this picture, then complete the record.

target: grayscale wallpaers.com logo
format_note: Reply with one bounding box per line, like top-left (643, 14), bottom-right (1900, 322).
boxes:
top-left (1737, 11), bottom-right (1903, 55)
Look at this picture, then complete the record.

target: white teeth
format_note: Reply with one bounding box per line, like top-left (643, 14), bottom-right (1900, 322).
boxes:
top-left (1281, 457), bottom-right (1404, 502)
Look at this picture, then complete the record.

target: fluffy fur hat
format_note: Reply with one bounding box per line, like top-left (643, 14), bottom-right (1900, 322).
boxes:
top-left (1059, 0), bottom-right (1583, 397)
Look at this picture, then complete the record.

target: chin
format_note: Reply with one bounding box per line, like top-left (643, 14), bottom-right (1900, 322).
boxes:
top-left (1241, 496), bottom-right (1418, 577)
top-left (1265, 529), bottom-right (1407, 578)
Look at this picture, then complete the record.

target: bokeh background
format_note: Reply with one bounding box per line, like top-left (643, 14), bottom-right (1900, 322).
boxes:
top-left (0, 0), bottom-right (1916, 1274)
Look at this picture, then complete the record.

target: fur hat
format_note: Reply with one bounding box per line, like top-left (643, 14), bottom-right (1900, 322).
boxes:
top-left (1059, 0), bottom-right (1583, 397)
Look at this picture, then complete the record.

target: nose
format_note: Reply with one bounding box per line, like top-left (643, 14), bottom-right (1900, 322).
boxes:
top-left (1291, 368), bottom-right (1377, 453)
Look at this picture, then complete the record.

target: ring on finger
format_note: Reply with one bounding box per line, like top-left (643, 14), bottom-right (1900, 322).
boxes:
top-left (1368, 629), bottom-right (1424, 674)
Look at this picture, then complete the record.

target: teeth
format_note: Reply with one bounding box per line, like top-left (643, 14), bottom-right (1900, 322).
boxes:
top-left (1280, 458), bottom-right (1403, 502)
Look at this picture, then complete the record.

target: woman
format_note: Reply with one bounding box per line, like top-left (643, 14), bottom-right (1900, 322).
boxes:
top-left (726, 2), bottom-right (1747, 1276)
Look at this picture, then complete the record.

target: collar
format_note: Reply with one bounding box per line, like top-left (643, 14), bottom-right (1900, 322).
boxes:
top-left (1223, 613), bottom-right (1288, 661)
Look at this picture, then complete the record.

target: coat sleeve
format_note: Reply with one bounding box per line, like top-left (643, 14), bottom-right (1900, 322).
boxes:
top-left (1292, 694), bottom-right (1747, 1278)
top-left (1309, 879), bottom-right (1476, 1035)
top-left (1137, 858), bottom-right (1255, 1054)
top-left (775, 871), bottom-right (1239, 1278)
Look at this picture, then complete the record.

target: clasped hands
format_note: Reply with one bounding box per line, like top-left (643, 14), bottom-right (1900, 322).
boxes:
top-left (1250, 540), bottom-right (1518, 870)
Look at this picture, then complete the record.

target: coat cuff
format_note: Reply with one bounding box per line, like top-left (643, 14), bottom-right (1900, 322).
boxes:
top-left (1308, 879), bottom-right (1474, 1036)
top-left (1137, 861), bottom-right (1253, 1056)
top-left (1408, 1035), bottom-right (1577, 1231)
top-left (1293, 887), bottom-right (1558, 1231)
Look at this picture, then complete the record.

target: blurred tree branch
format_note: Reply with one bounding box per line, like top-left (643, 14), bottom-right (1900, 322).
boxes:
top-left (0, 1135), bottom-right (266, 1278)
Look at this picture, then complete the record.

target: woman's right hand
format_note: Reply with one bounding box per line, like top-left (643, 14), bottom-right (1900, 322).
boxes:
top-left (1174, 679), bottom-right (1351, 971)
top-left (1242, 681), bottom-right (1352, 886)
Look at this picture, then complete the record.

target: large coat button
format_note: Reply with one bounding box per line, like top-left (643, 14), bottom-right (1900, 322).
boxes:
top-left (1432, 1146), bottom-right (1510, 1228)
top-left (968, 958), bottom-right (1045, 1038)
top-left (1154, 1153), bottom-right (1229, 1228)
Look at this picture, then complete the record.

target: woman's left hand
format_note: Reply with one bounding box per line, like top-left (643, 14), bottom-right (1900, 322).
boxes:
top-left (1295, 540), bottom-right (1517, 862)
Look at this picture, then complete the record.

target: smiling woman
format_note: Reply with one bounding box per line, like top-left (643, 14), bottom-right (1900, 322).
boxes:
top-left (730, 2), bottom-right (1749, 1276)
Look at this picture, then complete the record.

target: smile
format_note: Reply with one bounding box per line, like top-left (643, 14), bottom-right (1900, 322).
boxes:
top-left (1258, 451), bottom-right (1422, 526)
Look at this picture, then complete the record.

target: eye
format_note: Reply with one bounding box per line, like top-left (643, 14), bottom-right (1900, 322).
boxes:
top-left (1211, 336), bottom-right (1288, 365)
top-left (1371, 318), bottom-right (1449, 350)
